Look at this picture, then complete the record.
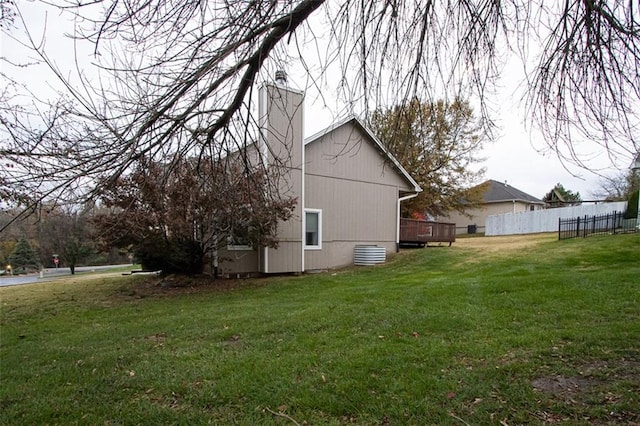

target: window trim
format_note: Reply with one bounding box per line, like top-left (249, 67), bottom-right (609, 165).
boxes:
top-left (226, 231), bottom-right (253, 251)
top-left (226, 241), bottom-right (253, 251)
top-left (304, 208), bottom-right (322, 250)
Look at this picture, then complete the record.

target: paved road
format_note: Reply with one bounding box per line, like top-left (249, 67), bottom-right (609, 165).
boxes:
top-left (0, 264), bottom-right (134, 287)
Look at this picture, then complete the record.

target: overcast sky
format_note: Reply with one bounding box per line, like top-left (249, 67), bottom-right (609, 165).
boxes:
top-left (300, 71), bottom-right (614, 201)
top-left (3, 2), bottom-right (633, 201)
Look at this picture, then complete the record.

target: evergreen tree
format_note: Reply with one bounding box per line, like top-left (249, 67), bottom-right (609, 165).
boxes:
top-left (8, 236), bottom-right (40, 272)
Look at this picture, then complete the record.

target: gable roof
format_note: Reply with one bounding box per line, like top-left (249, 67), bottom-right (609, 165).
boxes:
top-left (481, 179), bottom-right (544, 204)
top-left (304, 115), bottom-right (422, 193)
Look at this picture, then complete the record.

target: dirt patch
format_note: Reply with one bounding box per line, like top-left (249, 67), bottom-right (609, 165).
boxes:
top-left (114, 273), bottom-right (281, 300)
top-left (531, 359), bottom-right (640, 424)
top-left (532, 375), bottom-right (597, 398)
top-left (532, 359), bottom-right (640, 396)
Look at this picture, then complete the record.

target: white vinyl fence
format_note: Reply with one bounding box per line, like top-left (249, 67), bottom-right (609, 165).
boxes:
top-left (485, 201), bottom-right (628, 236)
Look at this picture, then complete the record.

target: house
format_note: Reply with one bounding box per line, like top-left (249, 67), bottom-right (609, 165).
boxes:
top-left (217, 81), bottom-right (422, 276)
top-left (442, 179), bottom-right (545, 235)
top-left (631, 152), bottom-right (640, 175)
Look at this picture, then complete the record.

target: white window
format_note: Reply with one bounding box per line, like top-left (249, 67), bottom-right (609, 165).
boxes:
top-left (227, 229), bottom-right (253, 251)
top-left (304, 209), bottom-right (322, 250)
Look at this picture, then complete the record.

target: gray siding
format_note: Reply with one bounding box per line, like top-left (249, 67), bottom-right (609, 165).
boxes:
top-left (218, 249), bottom-right (259, 276)
top-left (305, 124), bottom-right (413, 191)
top-left (219, 101), bottom-right (419, 274)
top-left (304, 121), bottom-right (410, 271)
top-left (259, 84), bottom-right (304, 273)
top-left (304, 178), bottom-right (399, 270)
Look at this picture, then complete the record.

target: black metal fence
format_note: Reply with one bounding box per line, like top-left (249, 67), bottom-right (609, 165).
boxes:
top-left (558, 211), bottom-right (638, 240)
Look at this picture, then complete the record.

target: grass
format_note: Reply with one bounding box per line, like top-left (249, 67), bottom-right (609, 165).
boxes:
top-left (1, 233), bottom-right (639, 425)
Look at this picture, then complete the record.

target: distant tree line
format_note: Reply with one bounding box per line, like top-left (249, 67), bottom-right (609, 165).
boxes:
top-left (2, 152), bottom-right (296, 276)
top-left (0, 206), bottom-right (127, 275)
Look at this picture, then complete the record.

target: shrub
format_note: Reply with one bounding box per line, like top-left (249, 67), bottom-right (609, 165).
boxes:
top-left (624, 189), bottom-right (639, 219)
top-left (134, 236), bottom-right (204, 275)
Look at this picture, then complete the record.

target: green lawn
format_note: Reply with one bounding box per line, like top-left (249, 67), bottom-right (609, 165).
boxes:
top-left (1, 233), bottom-right (639, 425)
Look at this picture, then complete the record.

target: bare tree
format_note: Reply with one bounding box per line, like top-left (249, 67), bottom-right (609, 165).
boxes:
top-left (0, 0), bottom-right (15, 28)
top-left (527, 1), bottom-right (640, 169)
top-left (591, 169), bottom-right (640, 200)
top-left (40, 208), bottom-right (94, 274)
top-left (1, 1), bottom-right (638, 217)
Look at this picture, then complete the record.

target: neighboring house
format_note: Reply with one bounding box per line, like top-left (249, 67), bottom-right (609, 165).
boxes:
top-left (217, 82), bottom-right (421, 276)
top-left (442, 179), bottom-right (545, 235)
top-left (631, 152), bottom-right (640, 175)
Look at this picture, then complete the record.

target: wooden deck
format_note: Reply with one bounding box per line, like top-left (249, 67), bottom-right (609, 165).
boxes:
top-left (399, 218), bottom-right (456, 246)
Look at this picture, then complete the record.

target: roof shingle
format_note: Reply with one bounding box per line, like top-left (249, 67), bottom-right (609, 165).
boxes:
top-left (481, 179), bottom-right (544, 204)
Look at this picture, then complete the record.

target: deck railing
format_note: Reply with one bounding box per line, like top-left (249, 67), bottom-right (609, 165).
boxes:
top-left (399, 218), bottom-right (456, 245)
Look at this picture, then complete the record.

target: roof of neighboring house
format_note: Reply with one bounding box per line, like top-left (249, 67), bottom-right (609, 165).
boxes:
top-left (304, 115), bottom-right (422, 193)
top-left (481, 179), bottom-right (544, 204)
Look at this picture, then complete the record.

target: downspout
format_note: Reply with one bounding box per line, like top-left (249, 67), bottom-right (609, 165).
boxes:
top-left (212, 249), bottom-right (219, 279)
top-left (397, 192), bottom-right (420, 252)
top-left (259, 84), bottom-right (269, 273)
